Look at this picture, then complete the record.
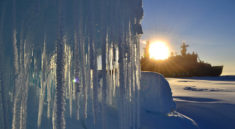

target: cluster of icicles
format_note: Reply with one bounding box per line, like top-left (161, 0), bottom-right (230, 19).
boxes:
top-left (0, 0), bottom-right (143, 129)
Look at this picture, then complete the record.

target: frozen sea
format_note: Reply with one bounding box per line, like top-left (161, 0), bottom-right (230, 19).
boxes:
top-left (167, 76), bottom-right (235, 129)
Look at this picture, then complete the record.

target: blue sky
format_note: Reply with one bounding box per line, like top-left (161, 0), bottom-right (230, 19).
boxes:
top-left (141, 0), bottom-right (235, 75)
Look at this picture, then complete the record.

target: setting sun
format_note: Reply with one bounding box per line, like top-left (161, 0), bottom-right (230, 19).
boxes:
top-left (149, 41), bottom-right (170, 60)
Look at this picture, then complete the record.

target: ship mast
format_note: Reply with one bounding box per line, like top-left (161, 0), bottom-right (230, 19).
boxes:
top-left (181, 42), bottom-right (189, 56)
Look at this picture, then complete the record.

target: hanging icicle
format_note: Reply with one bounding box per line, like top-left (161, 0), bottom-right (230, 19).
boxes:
top-left (1, 0), bottom-right (143, 128)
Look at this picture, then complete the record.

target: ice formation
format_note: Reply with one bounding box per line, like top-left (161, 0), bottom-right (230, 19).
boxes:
top-left (140, 72), bottom-right (176, 114)
top-left (0, 0), bottom-right (143, 129)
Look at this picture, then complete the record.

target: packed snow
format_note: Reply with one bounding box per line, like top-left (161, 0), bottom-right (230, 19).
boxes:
top-left (167, 76), bottom-right (235, 129)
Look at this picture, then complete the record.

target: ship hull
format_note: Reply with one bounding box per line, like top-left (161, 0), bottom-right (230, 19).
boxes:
top-left (141, 58), bottom-right (223, 77)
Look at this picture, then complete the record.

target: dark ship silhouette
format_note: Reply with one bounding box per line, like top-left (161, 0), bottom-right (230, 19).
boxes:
top-left (141, 41), bottom-right (223, 77)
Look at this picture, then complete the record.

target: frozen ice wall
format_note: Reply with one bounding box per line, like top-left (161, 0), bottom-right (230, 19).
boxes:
top-left (0, 0), bottom-right (143, 129)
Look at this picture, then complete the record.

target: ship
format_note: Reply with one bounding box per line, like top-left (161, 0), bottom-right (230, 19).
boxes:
top-left (141, 42), bottom-right (223, 77)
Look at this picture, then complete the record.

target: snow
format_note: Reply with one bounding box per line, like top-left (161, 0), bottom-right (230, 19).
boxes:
top-left (168, 76), bottom-right (235, 104)
top-left (167, 76), bottom-right (235, 129)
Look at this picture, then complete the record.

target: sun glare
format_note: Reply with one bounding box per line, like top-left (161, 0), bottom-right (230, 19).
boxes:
top-left (149, 41), bottom-right (170, 60)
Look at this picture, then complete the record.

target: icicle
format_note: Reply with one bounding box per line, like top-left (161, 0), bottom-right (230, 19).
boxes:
top-left (80, 36), bottom-right (87, 119)
top-left (74, 31), bottom-right (81, 120)
top-left (12, 93), bottom-right (19, 129)
top-left (48, 53), bottom-right (57, 119)
top-left (91, 41), bottom-right (98, 124)
top-left (13, 30), bottom-right (19, 74)
top-left (47, 75), bottom-right (52, 119)
top-left (84, 38), bottom-right (90, 119)
top-left (11, 6), bottom-right (20, 125)
top-left (12, 39), bottom-right (31, 129)
top-left (52, 98), bottom-right (56, 129)
top-left (6, 0), bottom-right (144, 129)
top-left (55, 0), bottom-right (66, 128)
top-left (63, 41), bottom-right (73, 118)
top-left (37, 40), bottom-right (47, 127)
top-left (67, 45), bottom-right (73, 118)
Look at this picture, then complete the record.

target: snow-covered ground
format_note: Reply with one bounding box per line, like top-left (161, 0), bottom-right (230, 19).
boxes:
top-left (167, 76), bottom-right (235, 129)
